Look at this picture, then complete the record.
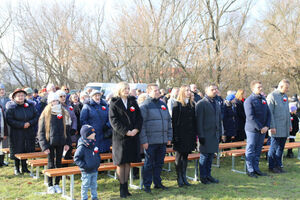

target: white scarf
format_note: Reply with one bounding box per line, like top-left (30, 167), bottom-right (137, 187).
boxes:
top-left (185, 98), bottom-right (189, 104)
top-left (51, 104), bottom-right (62, 115)
top-left (122, 98), bottom-right (128, 109)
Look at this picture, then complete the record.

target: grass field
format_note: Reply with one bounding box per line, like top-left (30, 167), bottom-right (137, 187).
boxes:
top-left (1, 145), bottom-right (300, 200)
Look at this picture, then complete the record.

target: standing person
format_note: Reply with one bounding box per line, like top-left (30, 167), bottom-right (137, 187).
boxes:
top-left (172, 85), bottom-right (197, 187)
top-left (6, 89), bottom-right (39, 175)
top-left (0, 104), bottom-right (8, 167)
top-left (222, 94), bottom-right (237, 144)
top-left (195, 84), bottom-right (221, 184)
top-left (167, 87), bottom-right (179, 116)
top-left (38, 92), bottom-right (72, 194)
top-left (139, 83), bottom-right (172, 193)
top-left (109, 82), bottom-right (143, 198)
top-left (0, 83), bottom-right (10, 110)
top-left (190, 84), bottom-right (201, 103)
top-left (70, 93), bottom-right (83, 135)
top-left (80, 90), bottom-right (111, 153)
top-left (57, 90), bottom-right (77, 160)
top-left (267, 79), bottom-right (292, 173)
top-left (235, 89), bottom-right (247, 142)
top-left (244, 80), bottom-right (271, 178)
top-left (286, 105), bottom-right (299, 158)
top-left (74, 125), bottom-right (101, 200)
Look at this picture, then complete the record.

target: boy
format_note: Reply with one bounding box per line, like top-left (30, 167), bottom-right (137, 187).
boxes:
top-left (287, 105), bottom-right (299, 158)
top-left (74, 125), bottom-right (101, 200)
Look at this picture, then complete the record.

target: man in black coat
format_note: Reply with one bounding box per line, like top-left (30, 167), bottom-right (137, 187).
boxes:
top-left (195, 84), bottom-right (222, 184)
top-left (190, 84), bottom-right (201, 103)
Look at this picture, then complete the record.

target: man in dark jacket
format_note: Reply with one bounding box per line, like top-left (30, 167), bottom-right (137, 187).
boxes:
top-left (139, 83), bottom-right (172, 193)
top-left (74, 125), bottom-right (101, 200)
top-left (196, 84), bottom-right (222, 184)
top-left (190, 84), bottom-right (201, 103)
top-left (244, 80), bottom-right (271, 178)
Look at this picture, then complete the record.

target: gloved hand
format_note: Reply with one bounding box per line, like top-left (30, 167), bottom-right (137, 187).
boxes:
top-left (199, 137), bottom-right (205, 145)
top-left (70, 129), bottom-right (77, 135)
top-left (102, 124), bottom-right (110, 132)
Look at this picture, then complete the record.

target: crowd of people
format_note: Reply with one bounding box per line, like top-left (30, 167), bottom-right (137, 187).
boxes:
top-left (0, 79), bottom-right (299, 199)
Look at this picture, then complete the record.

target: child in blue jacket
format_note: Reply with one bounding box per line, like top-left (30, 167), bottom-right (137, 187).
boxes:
top-left (74, 125), bottom-right (101, 200)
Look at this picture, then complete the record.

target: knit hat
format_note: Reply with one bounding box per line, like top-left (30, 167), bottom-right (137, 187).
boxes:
top-left (12, 88), bottom-right (27, 99)
top-left (89, 90), bottom-right (101, 97)
top-left (0, 83), bottom-right (5, 89)
top-left (289, 105), bottom-right (297, 113)
top-left (56, 90), bottom-right (66, 97)
top-left (46, 83), bottom-right (55, 92)
top-left (80, 125), bottom-right (96, 139)
top-left (47, 92), bottom-right (59, 104)
top-left (24, 87), bottom-right (34, 95)
top-left (226, 94), bottom-right (235, 101)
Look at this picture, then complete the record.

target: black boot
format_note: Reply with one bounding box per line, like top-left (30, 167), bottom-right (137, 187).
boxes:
top-left (125, 182), bottom-right (131, 196)
top-left (286, 149), bottom-right (294, 158)
top-left (21, 159), bottom-right (30, 173)
top-left (14, 159), bottom-right (20, 176)
top-left (120, 183), bottom-right (127, 198)
top-left (175, 163), bottom-right (184, 187)
top-left (182, 159), bottom-right (191, 186)
top-left (0, 155), bottom-right (4, 167)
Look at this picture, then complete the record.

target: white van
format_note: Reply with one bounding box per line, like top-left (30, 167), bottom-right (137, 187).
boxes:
top-left (85, 82), bottom-right (147, 97)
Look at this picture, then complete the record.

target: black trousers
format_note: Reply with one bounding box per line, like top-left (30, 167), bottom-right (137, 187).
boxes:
top-left (175, 152), bottom-right (188, 165)
top-left (48, 145), bottom-right (63, 186)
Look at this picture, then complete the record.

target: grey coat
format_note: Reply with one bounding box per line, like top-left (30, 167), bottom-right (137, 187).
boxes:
top-left (139, 98), bottom-right (172, 145)
top-left (195, 97), bottom-right (222, 153)
top-left (267, 90), bottom-right (291, 138)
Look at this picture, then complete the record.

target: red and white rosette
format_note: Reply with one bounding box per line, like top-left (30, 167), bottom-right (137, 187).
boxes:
top-left (262, 100), bottom-right (267, 105)
top-left (24, 103), bottom-right (29, 108)
top-left (57, 114), bottom-right (63, 119)
top-left (283, 97), bottom-right (287, 102)
top-left (161, 105), bottom-right (167, 110)
top-left (130, 106), bottom-right (135, 112)
top-left (102, 106), bottom-right (106, 111)
top-left (291, 117), bottom-right (294, 121)
top-left (69, 106), bottom-right (73, 111)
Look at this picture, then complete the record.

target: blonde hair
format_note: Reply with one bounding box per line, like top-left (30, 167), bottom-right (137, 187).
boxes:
top-left (38, 104), bottom-right (69, 141)
top-left (115, 82), bottom-right (130, 97)
top-left (235, 89), bottom-right (245, 101)
top-left (177, 85), bottom-right (193, 107)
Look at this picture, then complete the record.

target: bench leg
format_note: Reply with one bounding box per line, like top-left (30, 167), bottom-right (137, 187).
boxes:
top-left (231, 156), bottom-right (246, 174)
top-left (70, 175), bottom-right (74, 200)
top-left (298, 148), bottom-right (300, 160)
top-left (62, 175), bottom-right (66, 196)
top-left (33, 166), bottom-right (40, 179)
top-left (212, 152), bottom-right (220, 168)
top-left (30, 165), bottom-right (34, 177)
top-left (129, 167), bottom-right (142, 190)
top-left (186, 159), bottom-right (198, 181)
top-left (44, 166), bottom-right (48, 186)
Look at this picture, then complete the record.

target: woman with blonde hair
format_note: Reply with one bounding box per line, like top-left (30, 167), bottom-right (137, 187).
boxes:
top-left (235, 89), bottom-right (246, 142)
top-left (109, 82), bottom-right (143, 198)
top-left (172, 85), bottom-right (197, 187)
top-left (38, 92), bottom-right (72, 194)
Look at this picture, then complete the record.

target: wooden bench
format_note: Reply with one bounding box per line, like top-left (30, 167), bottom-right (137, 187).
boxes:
top-left (27, 153), bottom-right (113, 180)
top-left (222, 142), bottom-right (300, 174)
top-left (43, 153), bottom-right (200, 200)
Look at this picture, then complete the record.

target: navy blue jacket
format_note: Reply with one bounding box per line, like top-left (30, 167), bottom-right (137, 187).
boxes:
top-left (244, 93), bottom-right (271, 133)
top-left (74, 137), bottom-right (101, 173)
top-left (80, 99), bottom-right (111, 153)
top-left (223, 101), bottom-right (237, 137)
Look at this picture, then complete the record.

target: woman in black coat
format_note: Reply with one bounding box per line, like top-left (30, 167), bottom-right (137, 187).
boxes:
top-left (172, 85), bottom-right (197, 187)
top-left (235, 89), bottom-right (246, 141)
top-left (109, 82), bottom-right (143, 198)
top-left (6, 89), bottom-right (39, 175)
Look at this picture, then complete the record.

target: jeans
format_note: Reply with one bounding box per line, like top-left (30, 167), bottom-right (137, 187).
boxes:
top-left (199, 153), bottom-right (213, 178)
top-left (48, 145), bottom-right (63, 186)
top-left (81, 171), bottom-right (98, 200)
top-left (245, 131), bottom-right (266, 173)
top-left (268, 137), bottom-right (287, 169)
top-left (143, 144), bottom-right (166, 188)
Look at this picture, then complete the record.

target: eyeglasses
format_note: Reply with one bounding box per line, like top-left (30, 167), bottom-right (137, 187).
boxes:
top-left (65, 89), bottom-right (69, 91)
